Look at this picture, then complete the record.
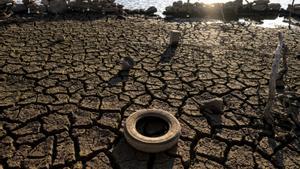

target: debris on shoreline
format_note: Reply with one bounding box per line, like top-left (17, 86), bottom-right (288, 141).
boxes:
top-left (0, 0), bottom-right (15, 19)
top-left (0, 0), bottom-right (125, 18)
top-left (1, 0), bottom-right (300, 24)
top-left (0, 0), bottom-right (160, 21)
top-left (163, 0), bottom-right (300, 22)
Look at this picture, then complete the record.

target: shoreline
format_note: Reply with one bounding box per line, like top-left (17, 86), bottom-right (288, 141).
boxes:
top-left (1, 12), bottom-right (300, 30)
top-left (1, 0), bottom-right (300, 28)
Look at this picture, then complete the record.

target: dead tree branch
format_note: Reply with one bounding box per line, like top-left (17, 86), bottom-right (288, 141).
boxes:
top-left (263, 32), bottom-right (286, 125)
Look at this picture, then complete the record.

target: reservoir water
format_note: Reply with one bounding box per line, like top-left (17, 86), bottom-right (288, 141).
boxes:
top-left (115, 0), bottom-right (299, 27)
top-left (115, 0), bottom-right (292, 15)
top-left (14, 0), bottom-right (300, 27)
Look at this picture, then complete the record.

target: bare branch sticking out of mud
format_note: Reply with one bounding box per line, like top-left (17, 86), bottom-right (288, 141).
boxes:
top-left (263, 32), bottom-right (286, 126)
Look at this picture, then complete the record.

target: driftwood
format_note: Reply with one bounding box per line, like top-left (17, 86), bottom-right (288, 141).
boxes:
top-left (276, 42), bottom-right (288, 92)
top-left (263, 32), bottom-right (287, 125)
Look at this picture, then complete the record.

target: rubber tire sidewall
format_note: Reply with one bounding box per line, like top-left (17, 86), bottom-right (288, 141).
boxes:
top-left (124, 109), bottom-right (181, 153)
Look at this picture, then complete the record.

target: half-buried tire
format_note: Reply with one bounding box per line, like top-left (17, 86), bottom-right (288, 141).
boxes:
top-left (124, 109), bottom-right (181, 153)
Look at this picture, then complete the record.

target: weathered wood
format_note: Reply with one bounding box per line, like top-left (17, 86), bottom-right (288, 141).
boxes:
top-left (169, 30), bottom-right (181, 47)
top-left (276, 43), bottom-right (288, 91)
top-left (263, 32), bottom-right (285, 125)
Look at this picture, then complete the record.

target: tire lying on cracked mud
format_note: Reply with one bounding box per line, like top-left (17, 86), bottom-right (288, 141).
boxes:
top-left (124, 109), bottom-right (181, 153)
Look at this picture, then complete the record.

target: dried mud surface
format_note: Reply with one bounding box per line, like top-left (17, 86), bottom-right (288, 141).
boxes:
top-left (0, 15), bottom-right (299, 169)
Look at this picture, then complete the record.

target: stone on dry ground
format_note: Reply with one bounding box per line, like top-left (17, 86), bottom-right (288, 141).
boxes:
top-left (0, 14), bottom-right (299, 168)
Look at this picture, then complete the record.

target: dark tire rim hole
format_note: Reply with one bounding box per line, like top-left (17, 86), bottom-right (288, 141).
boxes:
top-left (136, 116), bottom-right (169, 137)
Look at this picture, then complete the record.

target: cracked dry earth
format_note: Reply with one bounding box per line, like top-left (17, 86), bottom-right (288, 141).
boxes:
top-left (0, 15), bottom-right (300, 169)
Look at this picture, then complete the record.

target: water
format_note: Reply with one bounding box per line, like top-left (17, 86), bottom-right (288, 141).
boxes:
top-left (115, 0), bottom-right (299, 27)
top-left (15, 0), bottom-right (295, 10)
top-left (115, 0), bottom-right (294, 13)
top-left (14, 0), bottom-right (300, 27)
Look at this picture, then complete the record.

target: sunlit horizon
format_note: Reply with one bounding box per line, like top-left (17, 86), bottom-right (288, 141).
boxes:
top-left (14, 0), bottom-right (294, 9)
top-left (115, 0), bottom-right (292, 10)
top-left (13, 0), bottom-right (297, 28)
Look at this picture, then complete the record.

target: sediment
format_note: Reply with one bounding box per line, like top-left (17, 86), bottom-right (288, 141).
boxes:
top-left (0, 15), bottom-right (299, 169)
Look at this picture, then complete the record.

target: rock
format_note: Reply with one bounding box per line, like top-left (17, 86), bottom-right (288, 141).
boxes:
top-left (0, 0), bottom-right (14, 16)
top-left (289, 4), bottom-right (300, 15)
top-left (224, 0), bottom-right (243, 15)
top-left (56, 34), bottom-right (65, 42)
top-left (138, 9), bottom-right (146, 14)
top-left (0, 0), bottom-right (14, 5)
top-left (145, 6), bottom-right (157, 15)
top-left (252, 3), bottom-right (268, 11)
top-left (116, 15), bottom-right (126, 20)
top-left (234, 0), bottom-right (243, 7)
top-left (268, 3), bottom-right (281, 11)
top-left (295, 4), bottom-right (300, 10)
top-left (124, 9), bottom-right (144, 15)
top-left (103, 7), bottom-right (119, 14)
top-left (41, 0), bottom-right (49, 6)
top-left (254, 0), bottom-right (270, 5)
top-left (48, 0), bottom-right (68, 14)
top-left (22, 0), bottom-right (33, 5)
top-left (173, 1), bottom-right (183, 7)
top-left (124, 9), bottom-right (132, 14)
top-left (120, 57), bottom-right (135, 70)
top-left (224, 0), bottom-right (243, 9)
top-left (12, 4), bottom-right (27, 13)
top-left (117, 4), bottom-right (124, 9)
top-left (200, 97), bottom-right (224, 114)
top-left (163, 7), bottom-right (174, 16)
top-left (22, 0), bottom-right (40, 14)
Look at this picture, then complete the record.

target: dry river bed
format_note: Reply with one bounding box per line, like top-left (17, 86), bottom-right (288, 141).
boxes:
top-left (0, 14), bottom-right (300, 169)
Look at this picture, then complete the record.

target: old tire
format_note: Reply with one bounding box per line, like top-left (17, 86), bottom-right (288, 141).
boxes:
top-left (124, 109), bottom-right (181, 153)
